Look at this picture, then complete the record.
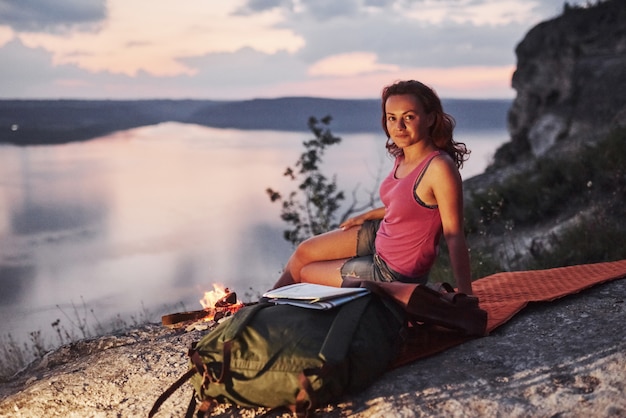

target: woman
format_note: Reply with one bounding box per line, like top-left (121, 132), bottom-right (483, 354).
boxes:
top-left (273, 80), bottom-right (473, 295)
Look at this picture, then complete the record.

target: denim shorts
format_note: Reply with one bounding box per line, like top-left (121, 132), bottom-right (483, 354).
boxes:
top-left (340, 220), bottom-right (428, 284)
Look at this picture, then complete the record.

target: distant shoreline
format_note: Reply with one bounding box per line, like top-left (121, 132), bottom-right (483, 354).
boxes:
top-left (0, 98), bottom-right (511, 146)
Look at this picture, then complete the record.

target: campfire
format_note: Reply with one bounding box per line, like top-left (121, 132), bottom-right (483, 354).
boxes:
top-left (162, 284), bottom-right (246, 331)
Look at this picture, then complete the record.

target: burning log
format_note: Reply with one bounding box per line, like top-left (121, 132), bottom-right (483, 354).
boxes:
top-left (161, 286), bottom-right (246, 331)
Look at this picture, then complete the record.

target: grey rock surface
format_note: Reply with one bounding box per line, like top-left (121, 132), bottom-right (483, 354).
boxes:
top-left (1, 278), bottom-right (623, 417)
top-left (501, 0), bottom-right (626, 164)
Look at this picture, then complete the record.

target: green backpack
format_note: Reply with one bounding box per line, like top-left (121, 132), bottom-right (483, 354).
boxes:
top-left (149, 293), bottom-right (404, 417)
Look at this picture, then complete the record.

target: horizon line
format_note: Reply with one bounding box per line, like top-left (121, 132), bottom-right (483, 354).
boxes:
top-left (0, 95), bottom-right (514, 102)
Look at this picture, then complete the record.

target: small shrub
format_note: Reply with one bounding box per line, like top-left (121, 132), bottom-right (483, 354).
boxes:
top-left (266, 116), bottom-right (345, 245)
top-left (267, 115), bottom-right (378, 246)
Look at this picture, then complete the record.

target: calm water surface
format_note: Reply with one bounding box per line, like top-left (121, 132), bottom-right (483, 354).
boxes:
top-left (0, 122), bottom-right (507, 346)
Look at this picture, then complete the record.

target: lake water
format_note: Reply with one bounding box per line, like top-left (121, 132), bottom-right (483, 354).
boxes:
top-left (0, 123), bottom-right (508, 348)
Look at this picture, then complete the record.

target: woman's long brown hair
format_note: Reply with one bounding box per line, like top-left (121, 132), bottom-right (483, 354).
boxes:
top-left (381, 80), bottom-right (470, 169)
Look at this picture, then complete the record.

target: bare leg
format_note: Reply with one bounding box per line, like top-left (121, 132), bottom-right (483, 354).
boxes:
top-left (273, 226), bottom-right (360, 288)
top-left (300, 259), bottom-right (347, 287)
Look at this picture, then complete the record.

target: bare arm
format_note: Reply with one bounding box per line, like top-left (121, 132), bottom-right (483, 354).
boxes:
top-left (429, 158), bottom-right (473, 295)
top-left (339, 206), bottom-right (386, 230)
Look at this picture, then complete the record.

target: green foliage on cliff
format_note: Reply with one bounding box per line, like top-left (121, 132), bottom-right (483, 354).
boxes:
top-left (467, 128), bottom-right (626, 230)
top-left (458, 127), bottom-right (626, 276)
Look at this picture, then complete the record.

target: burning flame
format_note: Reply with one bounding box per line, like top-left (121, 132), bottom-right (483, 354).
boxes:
top-left (199, 283), bottom-right (230, 309)
top-left (198, 283), bottom-right (245, 322)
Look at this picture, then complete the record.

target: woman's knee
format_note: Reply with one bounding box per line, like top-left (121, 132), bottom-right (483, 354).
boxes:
top-left (293, 235), bottom-right (324, 263)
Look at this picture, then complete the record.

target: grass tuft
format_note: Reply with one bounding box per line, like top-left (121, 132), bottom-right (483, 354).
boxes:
top-left (0, 299), bottom-right (187, 381)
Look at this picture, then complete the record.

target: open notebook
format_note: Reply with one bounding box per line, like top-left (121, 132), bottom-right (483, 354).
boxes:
top-left (262, 283), bottom-right (370, 310)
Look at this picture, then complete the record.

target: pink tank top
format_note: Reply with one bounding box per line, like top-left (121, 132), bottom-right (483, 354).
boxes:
top-left (375, 151), bottom-right (443, 278)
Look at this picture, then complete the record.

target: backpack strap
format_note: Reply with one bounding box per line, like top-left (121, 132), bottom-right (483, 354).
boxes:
top-left (292, 295), bottom-right (372, 417)
top-left (319, 294), bottom-right (371, 364)
top-left (204, 303), bottom-right (270, 386)
top-left (148, 368), bottom-right (197, 418)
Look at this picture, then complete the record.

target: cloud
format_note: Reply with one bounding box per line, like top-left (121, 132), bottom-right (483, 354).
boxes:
top-left (308, 52), bottom-right (399, 77)
top-left (0, 40), bottom-right (307, 99)
top-left (399, 0), bottom-right (539, 26)
top-left (0, 36), bottom-right (513, 99)
top-left (237, 0), bottom-right (554, 71)
top-left (182, 47), bottom-right (307, 87)
top-left (285, 12), bottom-right (524, 70)
top-left (0, 25), bottom-right (13, 46)
top-left (255, 64), bottom-right (516, 99)
top-left (238, 0), bottom-right (364, 20)
top-left (0, 39), bottom-right (78, 97)
top-left (363, 0), bottom-right (395, 7)
top-left (298, 0), bottom-right (362, 21)
top-left (15, 0), bottom-right (305, 77)
top-left (0, 0), bottom-right (106, 32)
top-left (0, 0), bottom-right (591, 99)
top-left (234, 0), bottom-right (294, 14)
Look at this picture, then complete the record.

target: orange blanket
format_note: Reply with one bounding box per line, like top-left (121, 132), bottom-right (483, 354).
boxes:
top-left (393, 259), bottom-right (626, 367)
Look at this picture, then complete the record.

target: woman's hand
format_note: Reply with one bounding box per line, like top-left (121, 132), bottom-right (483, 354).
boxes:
top-left (339, 215), bottom-right (367, 231)
top-left (339, 207), bottom-right (386, 231)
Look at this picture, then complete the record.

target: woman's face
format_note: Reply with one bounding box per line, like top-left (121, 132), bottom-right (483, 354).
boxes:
top-left (385, 94), bottom-right (433, 149)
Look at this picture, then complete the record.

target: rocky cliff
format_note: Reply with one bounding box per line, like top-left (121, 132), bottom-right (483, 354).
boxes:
top-left (464, 0), bottom-right (626, 273)
top-left (493, 0), bottom-right (626, 166)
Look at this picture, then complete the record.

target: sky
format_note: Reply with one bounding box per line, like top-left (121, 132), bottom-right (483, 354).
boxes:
top-left (0, 0), bottom-right (587, 100)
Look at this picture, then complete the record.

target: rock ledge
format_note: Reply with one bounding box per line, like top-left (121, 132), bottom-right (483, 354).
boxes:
top-left (1, 279), bottom-right (624, 417)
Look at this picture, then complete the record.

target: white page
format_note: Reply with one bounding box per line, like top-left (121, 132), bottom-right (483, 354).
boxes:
top-left (263, 283), bottom-right (369, 302)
